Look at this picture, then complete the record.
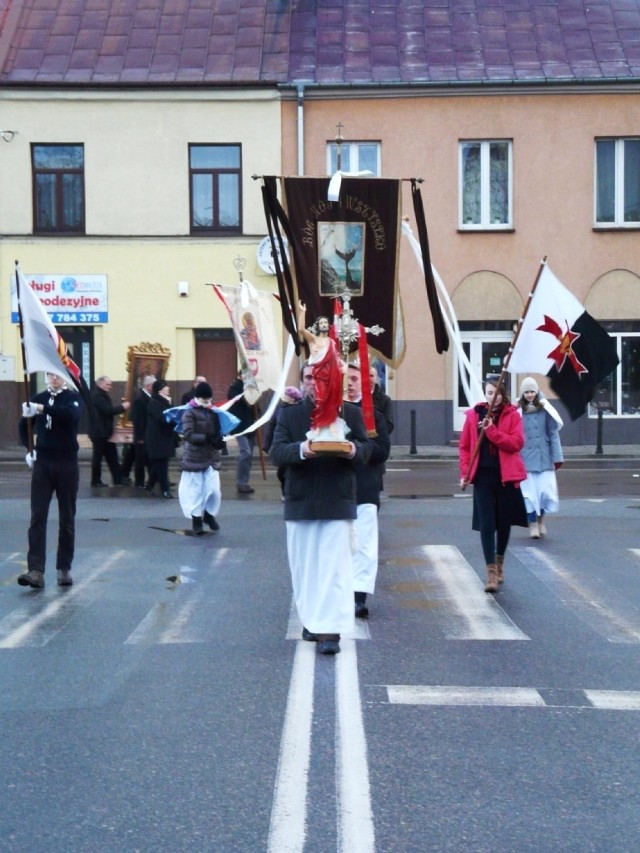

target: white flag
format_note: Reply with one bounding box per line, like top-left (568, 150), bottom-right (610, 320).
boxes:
top-left (15, 266), bottom-right (79, 389)
top-left (213, 282), bottom-right (282, 404)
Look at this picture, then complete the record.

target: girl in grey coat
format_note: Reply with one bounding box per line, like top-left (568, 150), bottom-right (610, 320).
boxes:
top-left (517, 376), bottom-right (564, 538)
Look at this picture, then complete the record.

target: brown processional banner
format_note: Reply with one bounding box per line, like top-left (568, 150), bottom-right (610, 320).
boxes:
top-left (260, 175), bottom-right (448, 366)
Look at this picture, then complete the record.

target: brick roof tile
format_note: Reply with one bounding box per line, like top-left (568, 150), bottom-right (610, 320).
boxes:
top-left (1, 0), bottom-right (639, 86)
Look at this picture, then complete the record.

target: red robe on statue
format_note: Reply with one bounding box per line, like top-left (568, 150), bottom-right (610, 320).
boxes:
top-left (310, 338), bottom-right (343, 431)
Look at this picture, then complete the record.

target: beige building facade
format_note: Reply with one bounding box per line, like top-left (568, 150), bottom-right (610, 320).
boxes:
top-left (0, 87), bottom-right (284, 444)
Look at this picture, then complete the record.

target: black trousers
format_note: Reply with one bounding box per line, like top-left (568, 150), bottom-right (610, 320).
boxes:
top-left (122, 442), bottom-right (147, 487)
top-left (91, 437), bottom-right (122, 485)
top-left (28, 457), bottom-right (79, 574)
top-left (147, 457), bottom-right (170, 493)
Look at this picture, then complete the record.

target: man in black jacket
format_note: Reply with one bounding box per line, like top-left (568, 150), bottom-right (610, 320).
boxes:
top-left (89, 375), bottom-right (130, 486)
top-left (347, 363), bottom-right (391, 618)
top-left (18, 372), bottom-right (83, 589)
top-left (123, 374), bottom-right (155, 488)
top-left (270, 380), bottom-right (370, 655)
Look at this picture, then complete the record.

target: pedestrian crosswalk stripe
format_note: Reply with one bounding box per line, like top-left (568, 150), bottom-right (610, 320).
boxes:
top-left (387, 686), bottom-right (640, 710)
top-left (512, 546), bottom-right (640, 643)
top-left (420, 545), bottom-right (529, 640)
top-left (388, 685), bottom-right (545, 707)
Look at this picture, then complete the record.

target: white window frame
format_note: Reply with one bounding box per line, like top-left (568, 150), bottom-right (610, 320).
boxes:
top-left (588, 332), bottom-right (640, 418)
top-left (458, 139), bottom-right (513, 230)
top-left (326, 141), bottom-right (381, 176)
top-left (594, 137), bottom-right (640, 228)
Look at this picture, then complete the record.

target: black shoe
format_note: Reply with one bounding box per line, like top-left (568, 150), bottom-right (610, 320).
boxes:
top-left (57, 569), bottom-right (73, 586)
top-left (301, 627), bottom-right (318, 642)
top-left (17, 569), bottom-right (44, 589)
top-left (91, 480), bottom-right (108, 487)
top-left (192, 516), bottom-right (204, 535)
top-left (203, 511), bottom-right (219, 531)
top-left (354, 591), bottom-right (369, 618)
top-left (135, 484), bottom-right (146, 490)
top-left (163, 491), bottom-right (174, 499)
top-left (318, 636), bottom-right (341, 655)
top-left (237, 484), bottom-right (255, 494)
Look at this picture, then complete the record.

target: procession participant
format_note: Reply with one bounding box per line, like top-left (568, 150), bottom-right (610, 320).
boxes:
top-left (459, 374), bottom-right (528, 593)
top-left (517, 376), bottom-right (564, 538)
top-left (227, 370), bottom-right (257, 494)
top-left (17, 371), bottom-right (83, 589)
top-left (270, 373), bottom-right (371, 655)
top-left (346, 362), bottom-right (390, 618)
top-left (145, 379), bottom-right (175, 498)
top-left (181, 375), bottom-right (208, 405)
top-left (178, 381), bottom-right (225, 534)
top-left (369, 362), bottom-right (394, 435)
top-left (123, 374), bottom-right (155, 488)
top-left (89, 375), bottom-right (130, 487)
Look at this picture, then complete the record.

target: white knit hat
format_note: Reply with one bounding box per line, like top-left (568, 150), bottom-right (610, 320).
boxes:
top-left (520, 376), bottom-right (539, 395)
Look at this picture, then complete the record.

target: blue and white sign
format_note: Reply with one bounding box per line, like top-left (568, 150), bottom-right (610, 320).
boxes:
top-left (11, 273), bottom-right (108, 324)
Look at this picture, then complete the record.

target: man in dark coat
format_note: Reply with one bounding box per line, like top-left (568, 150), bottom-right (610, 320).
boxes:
top-left (89, 375), bottom-right (130, 486)
top-left (124, 374), bottom-right (155, 488)
top-left (228, 371), bottom-right (257, 494)
top-left (347, 363), bottom-right (391, 618)
top-left (17, 372), bottom-right (83, 589)
top-left (270, 382), bottom-right (370, 655)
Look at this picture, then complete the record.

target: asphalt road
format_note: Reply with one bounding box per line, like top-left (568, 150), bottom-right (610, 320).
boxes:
top-left (1, 456), bottom-right (639, 852)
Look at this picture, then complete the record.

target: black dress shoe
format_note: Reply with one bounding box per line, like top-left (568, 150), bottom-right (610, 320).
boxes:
top-left (355, 591), bottom-right (369, 618)
top-left (302, 627), bottom-right (318, 642)
top-left (318, 638), bottom-right (341, 655)
top-left (163, 491), bottom-right (174, 499)
top-left (237, 484), bottom-right (255, 494)
top-left (91, 480), bottom-right (108, 487)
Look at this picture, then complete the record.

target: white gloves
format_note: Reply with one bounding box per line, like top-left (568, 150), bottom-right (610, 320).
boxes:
top-left (25, 450), bottom-right (37, 468)
top-left (22, 402), bottom-right (39, 418)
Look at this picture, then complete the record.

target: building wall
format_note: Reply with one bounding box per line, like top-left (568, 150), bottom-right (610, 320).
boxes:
top-left (0, 88), bottom-right (284, 447)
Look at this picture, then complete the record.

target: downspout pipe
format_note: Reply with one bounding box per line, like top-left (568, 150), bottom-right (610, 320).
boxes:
top-left (296, 83), bottom-right (305, 175)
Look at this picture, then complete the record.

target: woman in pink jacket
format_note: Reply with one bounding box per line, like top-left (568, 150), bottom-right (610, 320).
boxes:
top-left (459, 375), bottom-right (528, 593)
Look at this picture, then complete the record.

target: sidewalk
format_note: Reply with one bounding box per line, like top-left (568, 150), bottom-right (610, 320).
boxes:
top-left (0, 443), bottom-right (638, 463)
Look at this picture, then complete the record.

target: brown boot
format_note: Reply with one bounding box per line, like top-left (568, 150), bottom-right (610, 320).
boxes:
top-left (496, 554), bottom-right (505, 584)
top-left (484, 564), bottom-right (498, 593)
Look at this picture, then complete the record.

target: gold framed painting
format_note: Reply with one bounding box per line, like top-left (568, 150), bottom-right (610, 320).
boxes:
top-left (117, 342), bottom-right (171, 430)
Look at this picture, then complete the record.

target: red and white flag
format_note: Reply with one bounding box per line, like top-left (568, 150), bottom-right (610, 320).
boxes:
top-left (15, 265), bottom-right (80, 390)
top-left (508, 264), bottom-right (619, 420)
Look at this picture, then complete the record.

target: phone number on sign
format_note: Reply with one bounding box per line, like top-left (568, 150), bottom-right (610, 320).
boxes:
top-left (51, 312), bottom-right (104, 323)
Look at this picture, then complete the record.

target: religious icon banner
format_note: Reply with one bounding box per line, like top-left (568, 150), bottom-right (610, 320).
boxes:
top-left (281, 176), bottom-right (403, 366)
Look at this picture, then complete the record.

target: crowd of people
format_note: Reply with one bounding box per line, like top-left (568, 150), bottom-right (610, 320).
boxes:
top-left (15, 321), bottom-right (562, 658)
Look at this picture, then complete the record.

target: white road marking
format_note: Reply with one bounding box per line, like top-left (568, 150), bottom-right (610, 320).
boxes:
top-left (268, 641), bottom-right (315, 853)
top-left (388, 685), bottom-right (545, 707)
top-left (512, 546), bottom-right (640, 643)
top-left (286, 596), bottom-right (371, 641)
top-left (336, 639), bottom-right (375, 852)
top-left (585, 690), bottom-right (640, 710)
top-left (388, 686), bottom-right (640, 712)
top-left (0, 551), bottom-right (126, 649)
top-left (420, 545), bottom-right (529, 640)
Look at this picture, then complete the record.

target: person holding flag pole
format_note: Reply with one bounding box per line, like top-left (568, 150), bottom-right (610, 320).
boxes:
top-left (457, 261), bottom-right (550, 593)
top-left (14, 262), bottom-right (84, 589)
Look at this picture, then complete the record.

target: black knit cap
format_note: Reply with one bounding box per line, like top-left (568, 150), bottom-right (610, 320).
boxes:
top-left (194, 381), bottom-right (213, 398)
